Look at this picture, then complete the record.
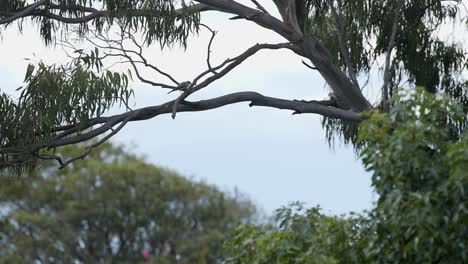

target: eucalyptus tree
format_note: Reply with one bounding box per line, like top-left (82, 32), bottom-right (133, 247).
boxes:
top-left (224, 89), bottom-right (468, 264)
top-left (0, 0), bottom-right (467, 172)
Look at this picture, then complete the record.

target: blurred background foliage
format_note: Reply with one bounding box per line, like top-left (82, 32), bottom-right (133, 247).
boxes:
top-left (0, 142), bottom-right (258, 263)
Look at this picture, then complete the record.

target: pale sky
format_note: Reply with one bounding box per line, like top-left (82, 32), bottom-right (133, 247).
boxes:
top-left (0, 2), bottom-right (375, 215)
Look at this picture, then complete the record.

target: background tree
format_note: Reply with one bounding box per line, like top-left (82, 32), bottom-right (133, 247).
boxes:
top-left (0, 0), bottom-right (467, 172)
top-left (224, 203), bottom-right (368, 264)
top-left (0, 142), bottom-right (258, 263)
top-left (224, 89), bottom-right (467, 263)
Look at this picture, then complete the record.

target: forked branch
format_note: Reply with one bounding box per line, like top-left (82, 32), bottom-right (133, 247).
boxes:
top-left (0, 0), bottom-right (374, 171)
top-left (0, 91), bottom-right (361, 169)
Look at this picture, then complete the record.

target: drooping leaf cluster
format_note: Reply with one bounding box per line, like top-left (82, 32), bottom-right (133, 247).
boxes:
top-left (296, 0), bottom-right (468, 146)
top-left (0, 142), bottom-right (258, 263)
top-left (0, 55), bottom-right (133, 175)
top-left (225, 89), bottom-right (467, 263)
top-left (0, 0), bottom-right (199, 47)
top-left (321, 117), bottom-right (361, 149)
top-left (299, 0), bottom-right (467, 99)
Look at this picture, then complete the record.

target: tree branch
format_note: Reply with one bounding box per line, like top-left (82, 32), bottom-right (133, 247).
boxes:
top-left (58, 112), bottom-right (136, 169)
top-left (0, 0), bottom-right (376, 171)
top-left (0, 91), bottom-right (361, 168)
top-left (0, 2), bottom-right (211, 25)
top-left (328, 0), bottom-right (360, 90)
top-left (200, 23), bottom-right (218, 74)
top-left (381, 1), bottom-right (401, 106)
top-left (250, 0), bottom-right (270, 14)
top-left (0, 0), bottom-right (47, 24)
top-left (2, 0), bottom-right (372, 112)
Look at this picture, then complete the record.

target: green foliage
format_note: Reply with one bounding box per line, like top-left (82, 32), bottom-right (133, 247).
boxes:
top-left (297, 0), bottom-right (372, 73)
top-left (0, 0), bottom-right (199, 47)
top-left (358, 88), bottom-right (467, 263)
top-left (300, 0), bottom-right (468, 145)
top-left (0, 54), bottom-right (133, 175)
top-left (0, 142), bottom-right (257, 263)
top-left (20, 62), bottom-right (132, 126)
top-left (321, 117), bottom-right (361, 149)
top-left (225, 89), bottom-right (467, 263)
top-left (224, 203), bottom-right (368, 264)
top-left (300, 0), bottom-right (467, 95)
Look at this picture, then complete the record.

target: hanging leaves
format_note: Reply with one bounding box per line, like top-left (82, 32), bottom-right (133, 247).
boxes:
top-left (0, 0), bottom-right (200, 47)
top-left (0, 56), bottom-right (133, 175)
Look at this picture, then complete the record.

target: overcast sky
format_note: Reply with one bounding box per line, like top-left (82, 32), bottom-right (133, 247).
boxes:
top-left (0, 2), bottom-right (376, 215)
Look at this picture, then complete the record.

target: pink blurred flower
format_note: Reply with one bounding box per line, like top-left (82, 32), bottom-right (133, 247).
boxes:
top-left (141, 248), bottom-right (150, 260)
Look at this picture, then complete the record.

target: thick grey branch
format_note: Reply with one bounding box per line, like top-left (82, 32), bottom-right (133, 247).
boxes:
top-left (172, 42), bottom-right (297, 118)
top-left (0, 91), bottom-right (361, 165)
top-left (2, 0), bottom-right (373, 112)
top-left (195, 0), bottom-right (372, 111)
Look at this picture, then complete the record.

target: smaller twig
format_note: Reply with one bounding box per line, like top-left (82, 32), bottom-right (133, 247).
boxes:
top-left (200, 23), bottom-right (218, 74)
top-left (328, 0), bottom-right (360, 90)
top-left (30, 152), bottom-right (64, 166)
top-left (229, 15), bottom-right (243, 20)
top-left (250, 0), bottom-right (270, 14)
top-left (101, 59), bottom-right (132, 71)
top-left (381, 1), bottom-right (401, 106)
top-left (59, 113), bottom-right (135, 169)
top-left (302, 60), bottom-right (318, 70)
top-left (85, 30), bottom-right (180, 88)
top-left (120, 49), bottom-right (178, 89)
top-left (125, 32), bottom-right (180, 85)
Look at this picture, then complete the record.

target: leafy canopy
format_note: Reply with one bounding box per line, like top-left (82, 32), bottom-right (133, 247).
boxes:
top-left (224, 89), bottom-right (468, 263)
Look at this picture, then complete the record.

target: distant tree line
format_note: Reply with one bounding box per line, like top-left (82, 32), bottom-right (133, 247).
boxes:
top-left (0, 143), bottom-right (258, 263)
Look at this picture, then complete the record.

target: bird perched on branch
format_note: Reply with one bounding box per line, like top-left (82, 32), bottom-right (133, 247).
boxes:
top-left (168, 81), bottom-right (191, 94)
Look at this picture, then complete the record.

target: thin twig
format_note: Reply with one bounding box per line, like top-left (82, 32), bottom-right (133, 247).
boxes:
top-left (200, 23), bottom-right (218, 74)
top-left (381, 0), bottom-right (401, 107)
top-left (250, 0), bottom-right (270, 14)
top-left (302, 60), bottom-right (317, 70)
top-left (328, 0), bottom-right (360, 89)
top-left (59, 112), bottom-right (136, 169)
